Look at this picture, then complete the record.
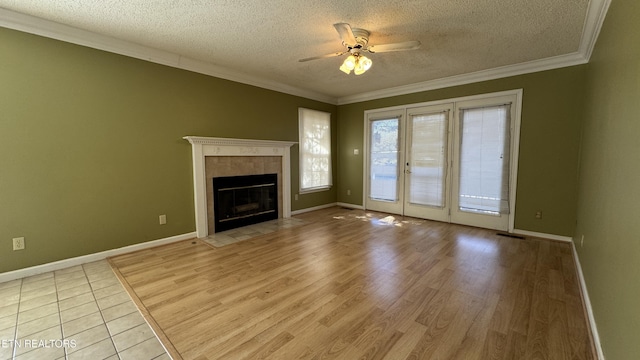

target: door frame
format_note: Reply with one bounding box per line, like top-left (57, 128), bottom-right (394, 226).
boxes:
top-left (362, 89), bottom-right (523, 232)
top-left (402, 103), bottom-right (454, 222)
top-left (364, 109), bottom-right (406, 215)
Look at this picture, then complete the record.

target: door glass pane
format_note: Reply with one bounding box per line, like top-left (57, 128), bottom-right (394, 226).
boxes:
top-left (459, 105), bottom-right (511, 214)
top-left (409, 112), bottom-right (448, 207)
top-left (370, 119), bottom-right (400, 201)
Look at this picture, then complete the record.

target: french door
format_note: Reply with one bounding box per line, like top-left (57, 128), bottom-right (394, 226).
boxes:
top-left (365, 91), bottom-right (520, 231)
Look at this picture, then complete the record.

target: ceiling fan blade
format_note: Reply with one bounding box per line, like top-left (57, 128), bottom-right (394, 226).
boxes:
top-left (298, 51), bottom-right (346, 62)
top-left (333, 23), bottom-right (357, 46)
top-left (367, 40), bottom-right (421, 53)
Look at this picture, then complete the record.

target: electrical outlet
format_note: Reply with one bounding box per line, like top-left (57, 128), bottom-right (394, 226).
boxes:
top-left (294, 194), bottom-right (299, 201)
top-left (535, 211), bottom-right (542, 219)
top-left (159, 214), bottom-right (167, 225)
top-left (347, 189), bottom-right (351, 196)
top-left (13, 237), bottom-right (25, 251)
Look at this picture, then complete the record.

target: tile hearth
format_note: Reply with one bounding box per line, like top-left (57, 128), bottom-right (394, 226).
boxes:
top-left (203, 218), bottom-right (306, 247)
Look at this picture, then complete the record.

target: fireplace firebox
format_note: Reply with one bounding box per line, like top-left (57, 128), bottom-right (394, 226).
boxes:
top-left (212, 173), bottom-right (278, 232)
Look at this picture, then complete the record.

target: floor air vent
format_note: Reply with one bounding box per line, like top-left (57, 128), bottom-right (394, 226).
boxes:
top-left (496, 232), bottom-right (525, 239)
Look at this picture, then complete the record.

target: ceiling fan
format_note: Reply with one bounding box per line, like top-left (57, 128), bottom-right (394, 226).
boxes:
top-left (299, 23), bottom-right (421, 75)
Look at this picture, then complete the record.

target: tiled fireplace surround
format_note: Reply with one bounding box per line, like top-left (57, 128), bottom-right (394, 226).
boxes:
top-left (183, 136), bottom-right (296, 238)
top-left (205, 156), bottom-right (282, 235)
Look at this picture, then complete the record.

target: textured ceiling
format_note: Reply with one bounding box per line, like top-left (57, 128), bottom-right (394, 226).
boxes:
top-left (0, 0), bottom-right (595, 102)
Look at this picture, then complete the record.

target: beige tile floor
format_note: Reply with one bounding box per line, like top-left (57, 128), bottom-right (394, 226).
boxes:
top-left (0, 260), bottom-right (170, 360)
top-left (204, 217), bottom-right (306, 247)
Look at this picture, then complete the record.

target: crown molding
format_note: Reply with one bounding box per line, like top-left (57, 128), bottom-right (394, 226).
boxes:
top-left (579, 0), bottom-right (611, 60)
top-left (176, 56), bottom-right (337, 105)
top-left (337, 52), bottom-right (589, 105)
top-left (336, 0), bottom-right (611, 105)
top-left (1, 0), bottom-right (610, 107)
top-left (0, 8), bottom-right (338, 105)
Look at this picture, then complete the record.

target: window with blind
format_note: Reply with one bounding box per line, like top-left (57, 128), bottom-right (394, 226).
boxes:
top-left (299, 108), bottom-right (332, 193)
top-left (364, 90), bottom-right (520, 231)
top-left (408, 111), bottom-right (449, 208)
top-left (458, 104), bottom-right (511, 215)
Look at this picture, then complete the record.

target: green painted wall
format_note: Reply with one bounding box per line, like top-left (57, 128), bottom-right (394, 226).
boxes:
top-left (3, 6), bottom-right (638, 355)
top-left (575, 0), bottom-right (640, 358)
top-left (0, 28), bottom-right (336, 273)
top-left (337, 66), bottom-right (586, 236)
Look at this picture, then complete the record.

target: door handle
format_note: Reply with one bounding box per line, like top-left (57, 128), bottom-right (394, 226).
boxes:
top-left (405, 169), bottom-right (411, 174)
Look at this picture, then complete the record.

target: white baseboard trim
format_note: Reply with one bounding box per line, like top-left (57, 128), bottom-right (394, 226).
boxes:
top-left (336, 202), bottom-right (365, 210)
top-left (0, 232), bottom-right (196, 283)
top-left (291, 202), bottom-right (338, 215)
top-left (571, 242), bottom-right (605, 359)
top-left (512, 229), bottom-right (573, 242)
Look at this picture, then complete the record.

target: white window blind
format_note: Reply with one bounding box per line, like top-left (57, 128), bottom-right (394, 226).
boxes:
top-left (299, 108), bottom-right (332, 192)
top-left (409, 111), bottom-right (448, 207)
top-left (458, 104), bottom-right (511, 214)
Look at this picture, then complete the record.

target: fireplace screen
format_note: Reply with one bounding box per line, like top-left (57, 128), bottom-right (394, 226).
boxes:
top-left (212, 173), bottom-right (278, 232)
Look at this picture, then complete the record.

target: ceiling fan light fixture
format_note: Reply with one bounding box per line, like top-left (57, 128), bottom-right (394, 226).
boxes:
top-left (343, 55), bottom-right (357, 70)
top-left (353, 55), bottom-right (372, 75)
top-left (341, 53), bottom-right (372, 75)
top-left (301, 23), bottom-right (419, 76)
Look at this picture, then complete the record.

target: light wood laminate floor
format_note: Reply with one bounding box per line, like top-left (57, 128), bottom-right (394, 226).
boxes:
top-left (109, 207), bottom-right (596, 360)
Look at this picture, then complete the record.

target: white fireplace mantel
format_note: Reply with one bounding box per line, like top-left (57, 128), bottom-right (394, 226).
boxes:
top-left (183, 136), bottom-right (297, 238)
